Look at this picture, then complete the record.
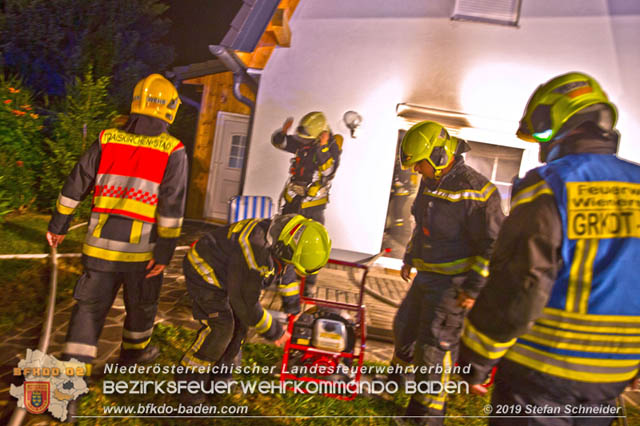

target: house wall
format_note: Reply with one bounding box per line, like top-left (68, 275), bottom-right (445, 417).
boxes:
top-left (243, 0), bottom-right (640, 256)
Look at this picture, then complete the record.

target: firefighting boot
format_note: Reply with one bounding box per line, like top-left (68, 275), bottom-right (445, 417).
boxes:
top-left (117, 344), bottom-right (160, 365)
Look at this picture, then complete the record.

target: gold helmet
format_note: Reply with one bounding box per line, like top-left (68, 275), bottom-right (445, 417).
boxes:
top-left (130, 74), bottom-right (181, 124)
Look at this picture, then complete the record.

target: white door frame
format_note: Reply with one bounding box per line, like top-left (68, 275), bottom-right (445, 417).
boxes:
top-left (203, 111), bottom-right (250, 220)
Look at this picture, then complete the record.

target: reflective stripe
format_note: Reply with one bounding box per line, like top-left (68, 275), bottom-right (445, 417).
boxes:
top-left (63, 342), bottom-right (98, 358)
top-left (95, 174), bottom-right (159, 196)
top-left (123, 327), bottom-right (154, 340)
top-left (84, 217), bottom-right (154, 254)
top-left (254, 310), bottom-right (273, 335)
top-left (566, 239), bottom-right (598, 313)
top-left (82, 244), bottom-right (153, 262)
top-left (278, 282), bottom-right (300, 297)
top-left (238, 219), bottom-right (272, 277)
top-left (56, 194), bottom-right (79, 215)
top-left (461, 318), bottom-right (516, 359)
top-left (122, 337), bottom-right (151, 350)
top-left (414, 351), bottom-right (451, 411)
top-left (318, 157), bottom-right (334, 172)
top-left (100, 129), bottom-right (182, 153)
top-left (157, 215), bottom-right (183, 228)
top-left (505, 342), bottom-right (639, 383)
top-left (58, 194), bottom-right (80, 209)
top-left (538, 308), bottom-right (640, 334)
top-left (157, 226), bottom-right (181, 238)
top-left (426, 182), bottom-right (497, 203)
top-left (510, 180), bottom-right (554, 211)
top-left (130, 220), bottom-right (143, 244)
top-left (471, 256), bottom-right (489, 277)
top-left (413, 255), bottom-right (489, 277)
top-left (227, 218), bottom-right (251, 239)
top-left (521, 324), bottom-right (640, 354)
top-left (92, 213), bottom-right (109, 238)
top-left (181, 321), bottom-right (213, 368)
top-left (187, 247), bottom-right (221, 288)
top-left (301, 197), bottom-right (328, 208)
top-left (93, 196), bottom-right (157, 222)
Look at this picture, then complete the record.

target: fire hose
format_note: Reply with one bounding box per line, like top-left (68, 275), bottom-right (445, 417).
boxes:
top-left (4, 221), bottom-right (190, 425)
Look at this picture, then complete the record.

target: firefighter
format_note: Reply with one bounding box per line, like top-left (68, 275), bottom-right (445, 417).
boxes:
top-left (176, 214), bottom-right (331, 404)
top-left (46, 74), bottom-right (187, 367)
top-left (385, 151), bottom-right (416, 249)
top-left (458, 72), bottom-right (640, 425)
top-left (392, 121), bottom-right (504, 424)
top-left (272, 112), bottom-right (342, 300)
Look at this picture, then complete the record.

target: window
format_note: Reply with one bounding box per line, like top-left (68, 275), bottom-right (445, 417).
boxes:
top-left (228, 134), bottom-right (247, 169)
top-left (452, 0), bottom-right (522, 26)
top-left (464, 141), bottom-right (523, 214)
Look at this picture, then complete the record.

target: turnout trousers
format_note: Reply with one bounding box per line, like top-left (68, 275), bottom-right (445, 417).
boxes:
top-left (63, 268), bottom-right (163, 363)
top-left (392, 272), bottom-right (466, 425)
top-left (488, 359), bottom-right (627, 426)
top-left (180, 258), bottom-right (246, 370)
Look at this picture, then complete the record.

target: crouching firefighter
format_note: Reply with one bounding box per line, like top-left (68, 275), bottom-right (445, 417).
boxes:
top-left (46, 74), bottom-right (187, 369)
top-left (391, 121), bottom-right (504, 425)
top-left (272, 111), bottom-right (342, 298)
top-left (176, 214), bottom-right (331, 404)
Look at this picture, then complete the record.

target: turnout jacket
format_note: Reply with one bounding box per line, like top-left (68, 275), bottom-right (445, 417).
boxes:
top-left (185, 218), bottom-right (284, 341)
top-left (404, 157), bottom-right (504, 298)
top-left (48, 115), bottom-right (188, 271)
top-left (272, 130), bottom-right (342, 209)
top-left (459, 133), bottom-right (640, 386)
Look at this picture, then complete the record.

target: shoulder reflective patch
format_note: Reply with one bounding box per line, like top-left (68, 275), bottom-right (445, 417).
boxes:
top-left (227, 218), bottom-right (253, 239)
top-left (426, 182), bottom-right (497, 203)
top-left (567, 181), bottom-right (640, 239)
top-left (510, 180), bottom-right (553, 211)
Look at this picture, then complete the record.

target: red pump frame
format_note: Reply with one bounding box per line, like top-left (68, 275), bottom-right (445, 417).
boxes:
top-left (280, 258), bottom-right (368, 400)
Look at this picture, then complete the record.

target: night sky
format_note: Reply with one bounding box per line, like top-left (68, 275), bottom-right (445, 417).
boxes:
top-left (164, 0), bottom-right (244, 67)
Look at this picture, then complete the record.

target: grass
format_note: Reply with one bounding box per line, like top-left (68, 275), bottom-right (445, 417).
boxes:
top-left (0, 211), bottom-right (86, 335)
top-left (2, 213), bottom-right (638, 425)
top-left (76, 323), bottom-right (492, 425)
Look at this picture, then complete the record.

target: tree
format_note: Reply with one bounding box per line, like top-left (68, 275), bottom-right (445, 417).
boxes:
top-left (1, 0), bottom-right (174, 111)
top-left (39, 69), bottom-right (116, 213)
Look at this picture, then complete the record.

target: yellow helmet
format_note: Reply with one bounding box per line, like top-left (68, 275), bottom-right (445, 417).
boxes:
top-left (296, 111), bottom-right (329, 141)
top-left (130, 74), bottom-right (181, 124)
top-left (400, 121), bottom-right (462, 178)
top-left (517, 72), bottom-right (617, 143)
top-left (270, 214), bottom-right (331, 276)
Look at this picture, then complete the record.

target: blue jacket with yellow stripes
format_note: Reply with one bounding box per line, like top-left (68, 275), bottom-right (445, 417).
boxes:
top-left (404, 156), bottom-right (504, 298)
top-left (185, 218), bottom-right (284, 341)
top-left (459, 132), bottom-right (640, 387)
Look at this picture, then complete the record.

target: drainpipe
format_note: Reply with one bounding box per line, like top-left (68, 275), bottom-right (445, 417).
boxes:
top-left (208, 45), bottom-right (257, 109)
top-left (208, 45), bottom-right (259, 194)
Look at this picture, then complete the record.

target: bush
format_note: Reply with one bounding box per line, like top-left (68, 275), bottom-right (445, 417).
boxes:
top-left (0, 75), bottom-right (45, 212)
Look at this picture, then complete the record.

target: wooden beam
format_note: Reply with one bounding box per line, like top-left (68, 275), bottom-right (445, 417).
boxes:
top-left (185, 72), bottom-right (253, 218)
top-left (234, 0), bottom-right (302, 70)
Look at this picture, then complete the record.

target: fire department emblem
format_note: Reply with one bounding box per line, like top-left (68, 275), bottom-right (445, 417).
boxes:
top-left (24, 381), bottom-right (50, 414)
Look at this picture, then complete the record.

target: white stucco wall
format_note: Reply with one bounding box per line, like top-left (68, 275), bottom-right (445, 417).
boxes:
top-left (243, 0), bottom-right (640, 256)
